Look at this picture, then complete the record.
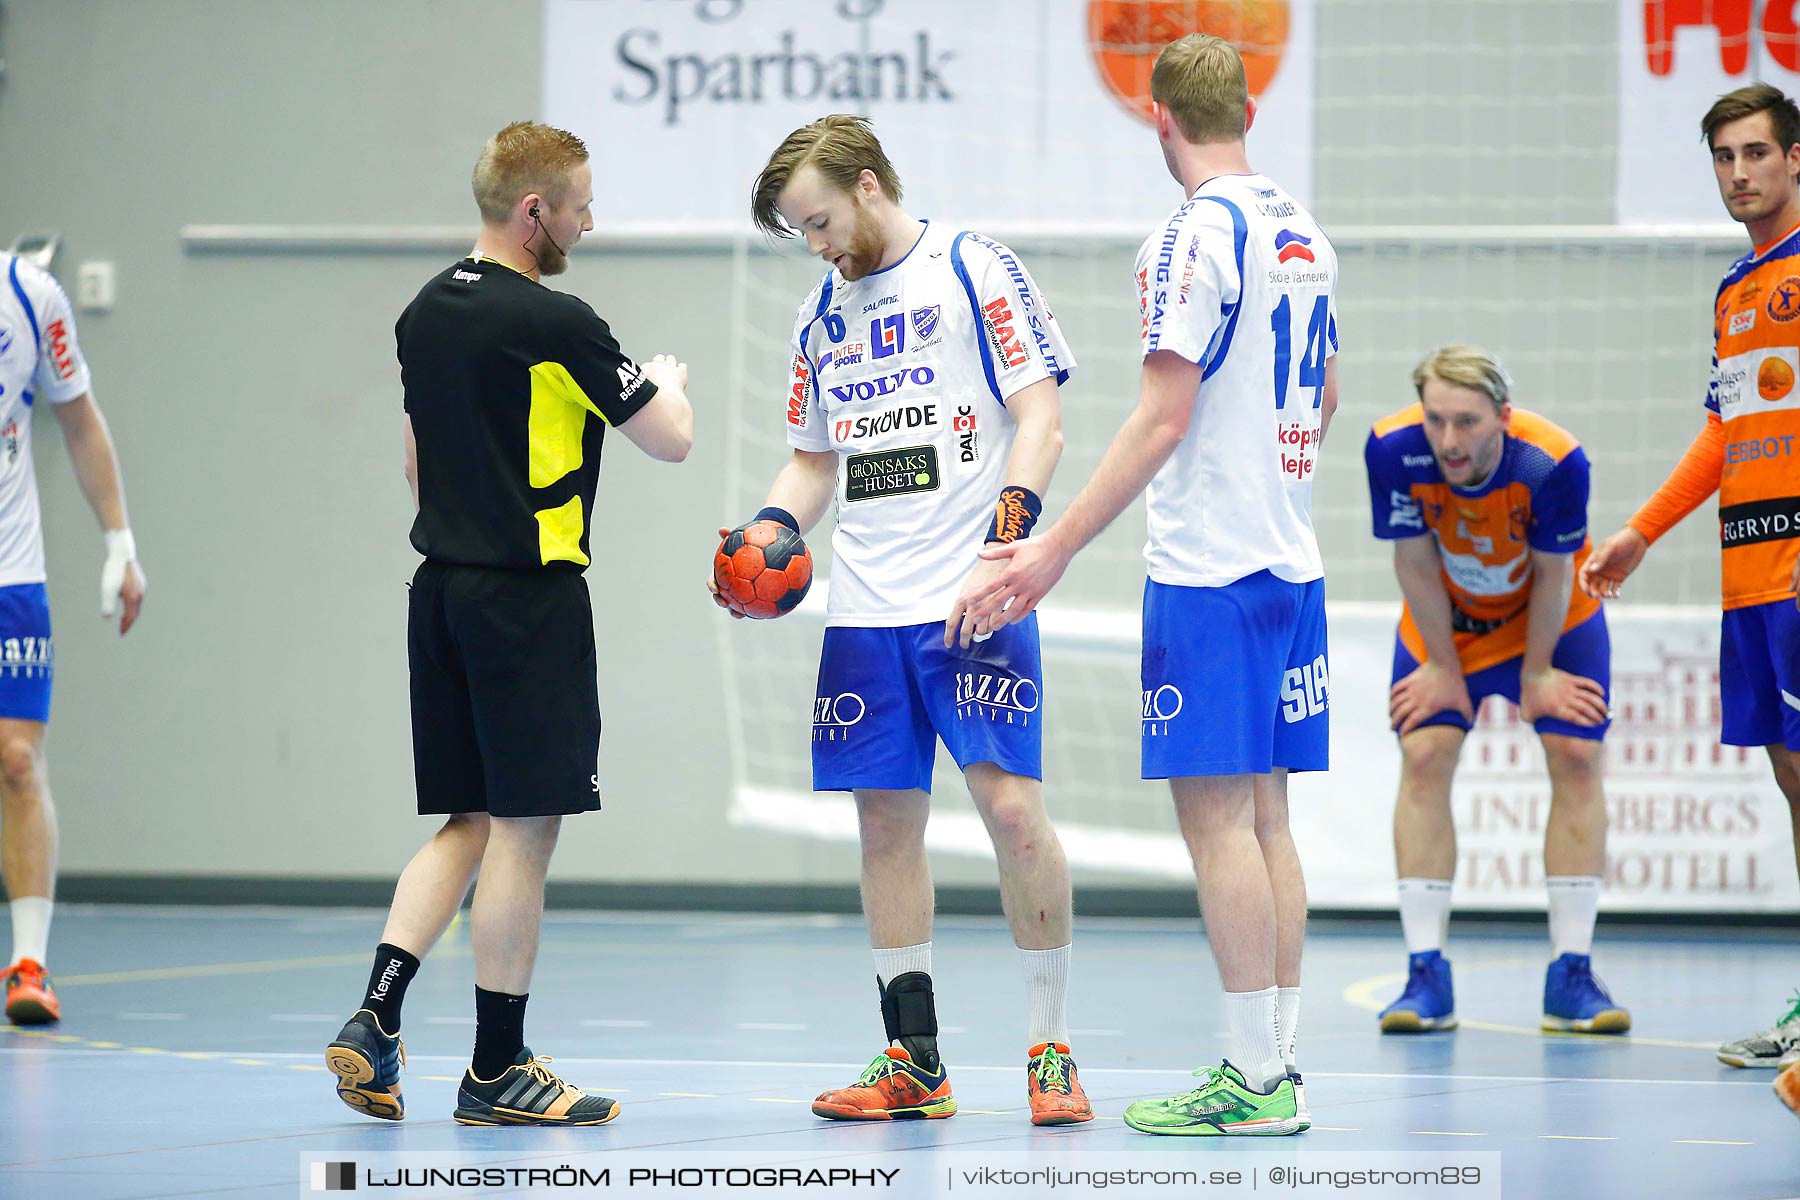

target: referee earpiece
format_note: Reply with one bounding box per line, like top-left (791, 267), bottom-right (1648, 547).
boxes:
top-left (526, 203), bottom-right (565, 260)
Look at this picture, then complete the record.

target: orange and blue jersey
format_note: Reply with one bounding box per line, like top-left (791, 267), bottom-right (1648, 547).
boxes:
top-left (1364, 405), bottom-right (1600, 674)
top-left (1706, 222), bottom-right (1800, 609)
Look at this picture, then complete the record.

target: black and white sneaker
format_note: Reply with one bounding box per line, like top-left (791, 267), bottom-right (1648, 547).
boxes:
top-left (453, 1049), bottom-right (620, 1126)
top-left (1719, 994), bottom-right (1800, 1068)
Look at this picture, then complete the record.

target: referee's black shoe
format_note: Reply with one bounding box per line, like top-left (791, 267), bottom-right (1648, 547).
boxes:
top-left (453, 1049), bottom-right (620, 1126)
top-left (325, 1009), bottom-right (406, 1120)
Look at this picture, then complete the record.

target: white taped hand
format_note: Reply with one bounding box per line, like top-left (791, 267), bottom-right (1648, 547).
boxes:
top-left (101, 528), bottom-right (137, 617)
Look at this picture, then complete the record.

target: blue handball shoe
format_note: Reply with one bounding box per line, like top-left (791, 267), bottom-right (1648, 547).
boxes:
top-left (1378, 950), bottom-right (1457, 1033)
top-left (1541, 953), bottom-right (1631, 1034)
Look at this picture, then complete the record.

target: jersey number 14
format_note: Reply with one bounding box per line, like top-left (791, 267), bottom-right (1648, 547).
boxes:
top-left (1270, 294), bottom-right (1328, 410)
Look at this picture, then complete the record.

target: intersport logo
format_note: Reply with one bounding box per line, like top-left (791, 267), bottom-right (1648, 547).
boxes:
top-left (827, 365), bottom-right (936, 405)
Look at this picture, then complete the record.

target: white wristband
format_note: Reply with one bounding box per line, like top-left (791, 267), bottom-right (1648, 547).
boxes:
top-left (101, 528), bottom-right (137, 618)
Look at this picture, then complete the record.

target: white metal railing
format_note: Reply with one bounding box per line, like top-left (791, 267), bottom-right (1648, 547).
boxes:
top-left (179, 223), bottom-right (1752, 254)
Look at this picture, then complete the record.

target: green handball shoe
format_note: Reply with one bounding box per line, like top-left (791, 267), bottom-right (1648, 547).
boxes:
top-left (1123, 1060), bottom-right (1304, 1136)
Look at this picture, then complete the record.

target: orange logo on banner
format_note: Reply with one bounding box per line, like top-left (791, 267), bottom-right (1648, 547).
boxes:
top-left (1088, 1), bottom-right (1291, 125)
top-left (1757, 356), bottom-right (1795, 400)
top-left (1642, 1), bottom-right (1800, 76)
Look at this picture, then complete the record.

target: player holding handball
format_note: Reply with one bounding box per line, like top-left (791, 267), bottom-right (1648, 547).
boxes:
top-left (711, 114), bottom-right (1091, 1126)
top-left (1365, 346), bottom-right (1630, 1037)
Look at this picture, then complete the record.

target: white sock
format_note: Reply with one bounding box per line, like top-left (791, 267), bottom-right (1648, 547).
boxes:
top-left (8, 896), bottom-right (52, 966)
top-left (1546, 876), bottom-right (1600, 958)
top-left (1019, 944), bottom-right (1070, 1046)
top-left (1276, 986), bottom-right (1301, 1071)
top-left (873, 942), bottom-right (932, 988)
top-left (1397, 878), bottom-right (1452, 955)
top-left (1224, 986), bottom-right (1285, 1092)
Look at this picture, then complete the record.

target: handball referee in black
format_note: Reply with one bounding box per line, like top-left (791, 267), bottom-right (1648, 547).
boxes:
top-left (324, 121), bottom-right (693, 1127)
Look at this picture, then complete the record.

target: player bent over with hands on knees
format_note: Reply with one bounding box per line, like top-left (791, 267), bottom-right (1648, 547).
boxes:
top-left (709, 113), bottom-right (1091, 1126)
top-left (326, 121), bottom-right (693, 1126)
top-left (1365, 345), bottom-right (1628, 1038)
top-left (1579, 84), bottom-right (1800, 1096)
top-left (957, 34), bottom-right (1337, 1136)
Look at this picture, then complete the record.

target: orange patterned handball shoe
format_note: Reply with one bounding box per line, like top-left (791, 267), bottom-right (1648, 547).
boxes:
top-left (1026, 1042), bottom-right (1094, 1125)
top-left (1776, 1057), bottom-right (1800, 1119)
top-left (4, 959), bottom-right (59, 1025)
top-left (812, 1047), bottom-right (956, 1120)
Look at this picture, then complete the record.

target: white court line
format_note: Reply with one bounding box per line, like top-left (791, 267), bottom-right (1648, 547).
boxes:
top-left (1303, 1070), bottom-right (1772, 1088)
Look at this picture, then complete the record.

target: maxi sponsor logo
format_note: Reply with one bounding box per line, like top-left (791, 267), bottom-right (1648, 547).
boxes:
top-left (787, 354), bottom-right (812, 427)
top-left (844, 444), bottom-right (939, 502)
top-left (981, 298), bottom-right (1026, 370)
top-left (827, 365), bottom-right (935, 405)
top-left (969, 236), bottom-right (1058, 372)
top-left (46, 319), bottom-right (75, 382)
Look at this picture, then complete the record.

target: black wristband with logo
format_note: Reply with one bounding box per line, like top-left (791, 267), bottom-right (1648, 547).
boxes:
top-left (985, 486), bottom-right (1042, 544)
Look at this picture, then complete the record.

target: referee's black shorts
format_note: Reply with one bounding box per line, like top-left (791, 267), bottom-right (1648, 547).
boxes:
top-left (408, 559), bottom-right (601, 818)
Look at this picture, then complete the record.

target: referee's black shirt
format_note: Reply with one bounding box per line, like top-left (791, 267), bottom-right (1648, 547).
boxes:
top-left (398, 257), bottom-right (656, 572)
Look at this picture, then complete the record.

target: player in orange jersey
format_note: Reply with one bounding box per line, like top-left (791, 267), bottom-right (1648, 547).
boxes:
top-left (1582, 84), bottom-right (1800, 1080)
top-left (1366, 345), bottom-right (1629, 1037)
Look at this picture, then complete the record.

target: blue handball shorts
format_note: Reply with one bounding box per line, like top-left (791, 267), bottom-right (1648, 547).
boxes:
top-left (1389, 609), bottom-right (1612, 742)
top-left (0, 583), bottom-right (53, 723)
top-left (1720, 598), bottom-right (1800, 751)
top-left (812, 615), bottom-right (1042, 793)
top-left (1140, 571), bottom-right (1329, 779)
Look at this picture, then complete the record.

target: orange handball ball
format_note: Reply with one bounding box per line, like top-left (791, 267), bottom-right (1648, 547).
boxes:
top-left (713, 520), bottom-right (813, 619)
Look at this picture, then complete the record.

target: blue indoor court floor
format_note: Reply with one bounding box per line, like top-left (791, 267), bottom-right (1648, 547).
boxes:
top-left (1, 906), bottom-right (1796, 1199)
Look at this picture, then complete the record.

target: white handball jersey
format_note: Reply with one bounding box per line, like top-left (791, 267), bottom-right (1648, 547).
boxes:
top-left (1135, 173), bottom-right (1338, 588)
top-left (0, 254), bottom-right (92, 588)
top-left (785, 221), bottom-right (1074, 627)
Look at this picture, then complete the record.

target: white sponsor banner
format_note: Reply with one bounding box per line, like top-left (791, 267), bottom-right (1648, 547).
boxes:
top-left (734, 599), bottom-right (1797, 912)
top-left (543, 0), bottom-right (1315, 230)
top-left (1290, 605), bottom-right (1799, 912)
top-left (1618, 0), bottom-right (1800, 225)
